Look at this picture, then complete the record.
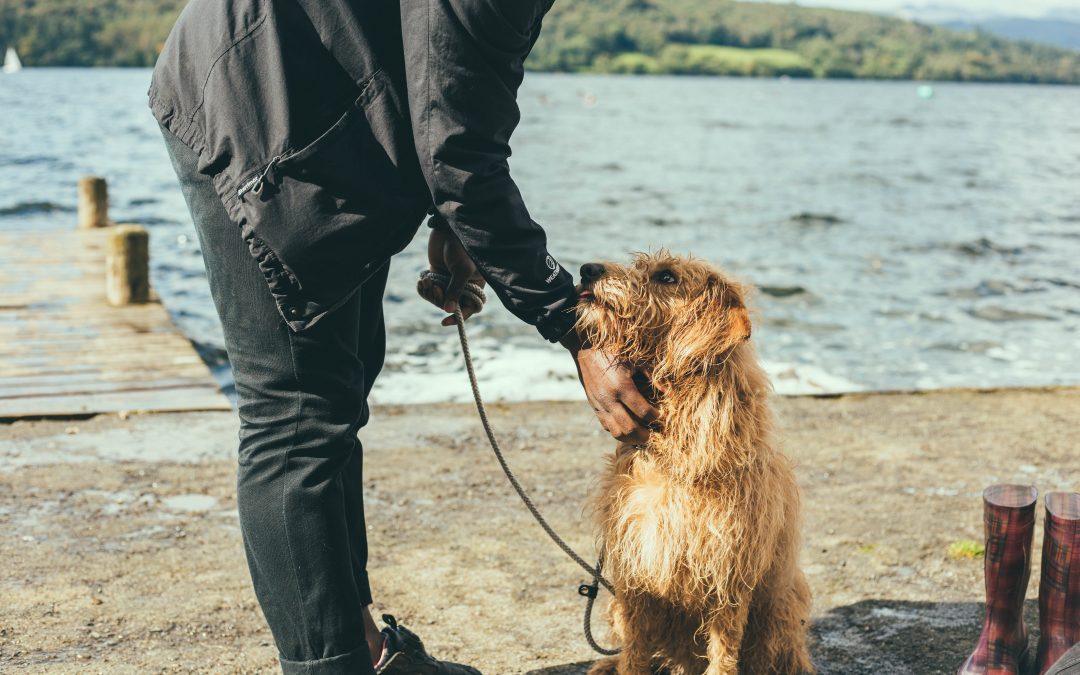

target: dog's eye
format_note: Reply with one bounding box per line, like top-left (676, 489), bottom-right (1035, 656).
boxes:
top-left (653, 270), bottom-right (678, 285)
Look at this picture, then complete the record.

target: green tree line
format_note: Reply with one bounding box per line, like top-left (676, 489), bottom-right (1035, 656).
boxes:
top-left (2, 0), bottom-right (1079, 83)
top-left (533, 0), bottom-right (1080, 82)
top-left (0, 0), bottom-right (185, 67)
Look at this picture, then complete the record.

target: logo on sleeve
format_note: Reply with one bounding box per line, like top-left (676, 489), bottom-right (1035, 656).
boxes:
top-left (544, 255), bottom-right (561, 283)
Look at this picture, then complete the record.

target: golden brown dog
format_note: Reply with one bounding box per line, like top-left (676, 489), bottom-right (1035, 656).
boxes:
top-left (576, 253), bottom-right (814, 675)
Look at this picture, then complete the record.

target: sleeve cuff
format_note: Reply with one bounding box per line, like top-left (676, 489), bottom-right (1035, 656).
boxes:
top-left (536, 298), bottom-right (579, 343)
top-left (428, 212), bottom-right (451, 231)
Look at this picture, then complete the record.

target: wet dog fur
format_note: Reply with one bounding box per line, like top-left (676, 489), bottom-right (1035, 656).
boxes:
top-left (576, 253), bottom-right (814, 675)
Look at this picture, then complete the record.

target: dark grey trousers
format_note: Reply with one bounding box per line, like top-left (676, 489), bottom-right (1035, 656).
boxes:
top-left (162, 126), bottom-right (385, 675)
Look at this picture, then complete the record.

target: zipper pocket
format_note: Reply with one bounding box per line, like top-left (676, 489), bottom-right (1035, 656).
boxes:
top-left (237, 154), bottom-right (286, 199)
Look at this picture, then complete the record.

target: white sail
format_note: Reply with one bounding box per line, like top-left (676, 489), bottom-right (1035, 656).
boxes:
top-left (3, 47), bottom-right (23, 73)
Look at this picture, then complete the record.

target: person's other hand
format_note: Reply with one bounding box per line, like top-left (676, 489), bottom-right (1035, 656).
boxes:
top-left (417, 228), bottom-right (486, 327)
top-left (561, 332), bottom-right (659, 444)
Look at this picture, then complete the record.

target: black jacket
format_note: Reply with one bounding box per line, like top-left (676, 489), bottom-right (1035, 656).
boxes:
top-left (149, 0), bottom-right (577, 341)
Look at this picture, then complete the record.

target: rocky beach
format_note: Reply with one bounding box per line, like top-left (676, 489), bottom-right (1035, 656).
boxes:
top-left (3, 387), bottom-right (1077, 673)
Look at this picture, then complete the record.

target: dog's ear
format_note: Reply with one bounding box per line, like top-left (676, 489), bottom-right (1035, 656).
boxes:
top-left (663, 277), bottom-right (751, 377)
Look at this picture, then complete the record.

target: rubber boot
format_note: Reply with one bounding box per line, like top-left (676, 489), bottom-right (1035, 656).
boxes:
top-left (959, 484), bottom-right (1038, 675)
top-left (1036, 492), bottom-right (1080, 675)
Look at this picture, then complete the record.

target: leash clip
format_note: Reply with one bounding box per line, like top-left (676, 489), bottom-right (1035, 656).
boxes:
top-left (578, 583), bottom-right (599, 599)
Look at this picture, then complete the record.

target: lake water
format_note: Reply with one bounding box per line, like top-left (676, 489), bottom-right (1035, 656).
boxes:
top-left (2, 69), bottom-right (1078, 403)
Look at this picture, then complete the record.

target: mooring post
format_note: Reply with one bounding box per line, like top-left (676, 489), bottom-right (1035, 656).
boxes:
top-left (78, 176), bottom-right (109, 229)
top-left (106, 225), bottom-right (151, 306)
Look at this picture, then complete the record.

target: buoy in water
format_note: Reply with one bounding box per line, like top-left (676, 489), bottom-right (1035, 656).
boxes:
top-left (917, 84), bottom-right (935, 99)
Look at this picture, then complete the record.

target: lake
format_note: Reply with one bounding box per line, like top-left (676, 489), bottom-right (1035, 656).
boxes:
top-left (1, 69), bottom-right (1078, 403)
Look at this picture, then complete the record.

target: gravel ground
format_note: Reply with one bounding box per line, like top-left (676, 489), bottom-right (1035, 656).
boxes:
top-left (2, 387), bottom-right (1077, 673)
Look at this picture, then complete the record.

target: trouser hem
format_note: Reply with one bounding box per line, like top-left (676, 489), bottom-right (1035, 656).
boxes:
top-left (280, 644), bottom-right (374, 675)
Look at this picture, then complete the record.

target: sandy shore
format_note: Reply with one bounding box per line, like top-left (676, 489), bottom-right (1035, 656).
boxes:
top-left (2, 387), bottom-right (1078, 674)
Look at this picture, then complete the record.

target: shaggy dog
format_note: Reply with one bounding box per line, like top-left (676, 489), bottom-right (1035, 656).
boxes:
top-left (576, 253), bottom-right (814, 675)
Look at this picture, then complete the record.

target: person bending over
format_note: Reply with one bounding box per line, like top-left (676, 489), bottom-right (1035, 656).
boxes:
top-left (151, 0), bottom-right (657, 672)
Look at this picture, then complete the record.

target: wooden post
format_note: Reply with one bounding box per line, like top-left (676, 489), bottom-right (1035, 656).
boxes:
top-left (78, 176), bottom-right (109, 229)
top-left (106, 225), bottom-right (151, 306)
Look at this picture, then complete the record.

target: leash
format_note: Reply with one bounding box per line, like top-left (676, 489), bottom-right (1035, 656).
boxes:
top-left (419, 271), bottom-right (621, 656)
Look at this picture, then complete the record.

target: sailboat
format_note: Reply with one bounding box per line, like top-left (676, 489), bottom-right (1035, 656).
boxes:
top-left (3, 47), bottom-right (23, 74)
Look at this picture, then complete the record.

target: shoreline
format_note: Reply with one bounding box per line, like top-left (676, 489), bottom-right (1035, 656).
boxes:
top-left (7, 383), bottom-right (1078, 424)
top-left (3, 386), bottom-right (1078, 672)
top-left (8, 66), bottom-right (1080, 88)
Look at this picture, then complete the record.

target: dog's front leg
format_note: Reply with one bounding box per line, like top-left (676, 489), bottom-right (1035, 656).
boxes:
top-left (617, 641), bottom-right (657, 675)
top-left (704, 601), bottom-right (752, 675)
top-left (590, 595), bottom-right (656, 675)
top-left (586, 637), bottom-right (654, 675)
top-left (587, 656), bottom-right (619, 675)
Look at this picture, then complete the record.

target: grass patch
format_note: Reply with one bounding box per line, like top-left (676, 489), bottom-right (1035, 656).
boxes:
top-left (596, 45), bottom-right (814, 77)
top-left (602, 51), bottom-right (663, 74)
top-left (947, 539), bottom-right (986, 560)
top-left (678, 44), bottom-right (809, 69)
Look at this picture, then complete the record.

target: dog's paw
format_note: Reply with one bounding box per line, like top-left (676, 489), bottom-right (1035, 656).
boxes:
top-left (587, 657), bottom-right (619, 675)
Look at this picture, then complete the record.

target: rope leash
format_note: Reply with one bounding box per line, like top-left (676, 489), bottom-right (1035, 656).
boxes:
top-left (418, 270), bottom-right (487, 313)
top-left (419, 271), bottom-right (621, 656)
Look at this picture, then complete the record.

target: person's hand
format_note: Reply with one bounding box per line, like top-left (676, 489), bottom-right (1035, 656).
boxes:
top-left (561, 332), bottom-right (660, 444)
top-left (417, 228), bottom-right (486, 327)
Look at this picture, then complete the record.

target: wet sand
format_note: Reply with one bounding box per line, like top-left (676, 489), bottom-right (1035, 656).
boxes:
top-left (2, 387), bottom-right (1078, 673)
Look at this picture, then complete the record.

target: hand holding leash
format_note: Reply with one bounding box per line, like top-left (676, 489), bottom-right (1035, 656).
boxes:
top-left (419, 270), bottom-right (486, 319)
top-left (419, 229), bottom-right (487, 326)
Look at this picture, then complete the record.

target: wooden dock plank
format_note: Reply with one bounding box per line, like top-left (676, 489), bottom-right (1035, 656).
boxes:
top-left (0, 386), bottom-right (231, 418)
top-left (0, 227), bottom-right (231, 418)
top-left (0, 372), bottom-right (219, 391)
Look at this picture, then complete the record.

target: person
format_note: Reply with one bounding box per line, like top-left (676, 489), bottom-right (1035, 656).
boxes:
top-left (150, 1), bottom-right (658, 672)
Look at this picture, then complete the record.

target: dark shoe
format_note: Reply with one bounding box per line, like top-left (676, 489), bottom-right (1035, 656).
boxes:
top-left (959, 484), bottom-right (1038, 675)
top-left (1045, 643), bottom-right (1080, 675)
top-left (374, 615), bottom-right (482, 675)
top-left (1036, 493), bottom-right (1080, 675)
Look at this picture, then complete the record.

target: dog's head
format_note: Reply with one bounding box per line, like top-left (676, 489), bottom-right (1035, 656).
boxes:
top-left (575, 252), bottom-right (752, 382)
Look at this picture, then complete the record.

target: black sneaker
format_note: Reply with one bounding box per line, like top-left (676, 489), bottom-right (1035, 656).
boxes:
top-left (374, 615), bottom-right (482, 675)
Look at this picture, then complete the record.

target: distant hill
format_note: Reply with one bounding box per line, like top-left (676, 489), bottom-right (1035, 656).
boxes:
top-left (2, 0), bottom-right (1080, 83)
top-left (531, 0), bottom-right (1080, 82)
top-left (943, 18), bottom-right (1080, 52)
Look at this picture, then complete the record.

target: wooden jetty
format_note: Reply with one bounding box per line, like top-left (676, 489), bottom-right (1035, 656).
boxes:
top-left (0, 177), bottom-right (232, 418)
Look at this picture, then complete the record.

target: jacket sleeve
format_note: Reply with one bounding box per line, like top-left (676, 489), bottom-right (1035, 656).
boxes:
top-left (400, 0), bottom-right (577, 342)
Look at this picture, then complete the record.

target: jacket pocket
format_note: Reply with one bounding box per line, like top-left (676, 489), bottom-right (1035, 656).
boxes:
top-left (231, 70), bottom-right (428, 325)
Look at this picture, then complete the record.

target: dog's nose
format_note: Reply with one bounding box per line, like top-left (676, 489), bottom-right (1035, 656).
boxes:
top-left (580, 263), bottom-right (606, 282)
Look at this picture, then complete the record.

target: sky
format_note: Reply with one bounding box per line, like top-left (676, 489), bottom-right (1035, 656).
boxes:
top-left (743, 0), bottom-right (1080, 20)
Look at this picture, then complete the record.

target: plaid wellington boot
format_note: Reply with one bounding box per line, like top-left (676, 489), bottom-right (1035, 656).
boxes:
top-left (1036, 492), bottom-right (1080, 675)
top-left (374, 615), bottom-right (482, 675)
top-left (959, 484), bottom-right (1038, 675)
